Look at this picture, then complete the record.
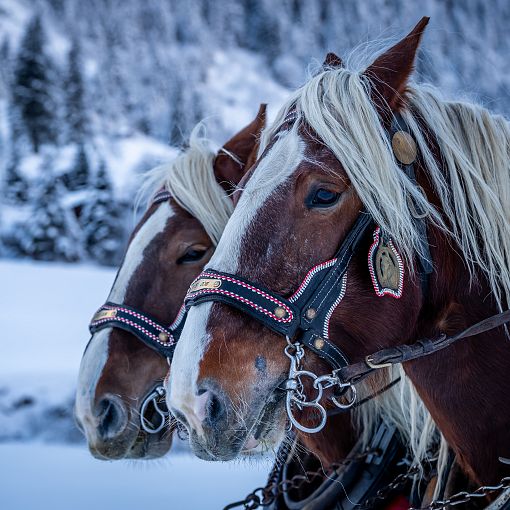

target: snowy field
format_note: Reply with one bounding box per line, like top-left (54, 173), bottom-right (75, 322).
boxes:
top-left (0, 259), bottom-right (272, 510)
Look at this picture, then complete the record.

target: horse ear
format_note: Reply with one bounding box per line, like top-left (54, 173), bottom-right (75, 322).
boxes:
top-left (364, 17), bottom-right (429, 113)
top-left (322, 52), bottom-right (343, 69)
top-left (214, 104), bottom-right (266, 192)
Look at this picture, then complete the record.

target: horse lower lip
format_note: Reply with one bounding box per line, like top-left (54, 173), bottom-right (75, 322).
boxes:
top-left (243, 436), bottom-right (260, 450)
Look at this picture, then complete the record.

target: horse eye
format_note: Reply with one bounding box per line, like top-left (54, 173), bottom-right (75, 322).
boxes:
top-left (307, 188), bottom-right (341, 208)
top-left (177, 248), bottom-right (208, 265)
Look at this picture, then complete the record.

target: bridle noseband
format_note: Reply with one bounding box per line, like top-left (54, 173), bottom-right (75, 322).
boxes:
top-left (183, 113), bottom-right (439, 434)
top-left (88, 189), bottom-right (188, 434)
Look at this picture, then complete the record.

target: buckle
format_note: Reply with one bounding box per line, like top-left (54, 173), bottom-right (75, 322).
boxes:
top-left (365, 355), bottom-right (392, 369)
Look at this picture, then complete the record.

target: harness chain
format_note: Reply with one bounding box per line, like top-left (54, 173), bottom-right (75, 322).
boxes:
top-left (223, 448), bottom-right (380, 510)
top-left (226, 456), bottom-right (510, 510)
top-left (411, 477), bottom-right (510, 510)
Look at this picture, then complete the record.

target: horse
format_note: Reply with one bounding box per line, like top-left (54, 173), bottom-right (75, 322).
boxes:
top-left (74, 105), bottom-right (266, 459)
top-left (168, 16), bottom-right (510, 502)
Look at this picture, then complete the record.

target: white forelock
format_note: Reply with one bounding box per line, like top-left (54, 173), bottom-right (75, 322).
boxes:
top-left (140, 123), bottom-right (233, 246)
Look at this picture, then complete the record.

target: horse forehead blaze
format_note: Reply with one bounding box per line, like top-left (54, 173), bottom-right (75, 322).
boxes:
top-left (169, 129), bottom-right (305, 400)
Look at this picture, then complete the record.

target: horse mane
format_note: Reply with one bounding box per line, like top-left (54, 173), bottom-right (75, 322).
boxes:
top-left (139, 123), bottom-right (234, 245)
top-left (255, 48), bottom-right (510, 483)
top-left (259, 60), bottom-right (510, 311)
top-left (354, 366), bottom-right (448, 486)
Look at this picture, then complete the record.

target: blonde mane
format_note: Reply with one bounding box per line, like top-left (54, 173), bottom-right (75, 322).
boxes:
top-left (261, 62), bottom-right (510, 308)
top-left (140, 123), bottom-right (234, 245)
top-left (258, 49), bottom-right (510, 484)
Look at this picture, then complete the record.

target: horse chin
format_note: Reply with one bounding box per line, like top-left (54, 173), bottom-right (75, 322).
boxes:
top-left (125, 429), bottom-right (173, 459)
top-left (188, 387), bottom-right (287, 461)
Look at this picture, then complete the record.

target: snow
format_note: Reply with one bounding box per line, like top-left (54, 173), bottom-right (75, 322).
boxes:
top-left (206, 50), bottom-right (290, 138)
top-left (0, 260), bottom-right (274, 508)
top-left (0, 443), bottom-right (273, 510)
top-left (0, 259), bottom-right (114, 377)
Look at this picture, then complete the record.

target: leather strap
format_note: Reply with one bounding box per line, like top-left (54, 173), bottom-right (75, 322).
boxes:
top-left (185, 213), bottom-right (374, 370)
top-left (89, 301), bottom-right (186, 358)
top-left (338, 309), bottom-right (510, 384)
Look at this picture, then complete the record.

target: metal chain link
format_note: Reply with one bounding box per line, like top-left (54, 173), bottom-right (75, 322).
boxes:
top-left (223, 448), bottom-right (379, 510)
top-left (411, 476), bottom-right (510, 510)
top-left (359, 463), bottom-right (424, 509)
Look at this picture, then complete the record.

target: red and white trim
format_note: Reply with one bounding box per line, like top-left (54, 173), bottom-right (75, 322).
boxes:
top-left (289, 258), bottom-right (338, 303)
top-left (323, 273), bottom-right (348, 339)
top-left (187, 272), bottom-right (294, 323)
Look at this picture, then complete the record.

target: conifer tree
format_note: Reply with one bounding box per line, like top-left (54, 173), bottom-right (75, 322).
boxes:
top-left (3, 156), bottom-right (29, 204)
top-left (62, 144), bottom-right (89, 191)
top-left (81, 162), bottom-right (124, 265)
top-left (12, 15), bottom-right (57, 152)
top-left (65, 39), bottom-right (88, 144)
top-left (13, 172), bottom-right (81, 261)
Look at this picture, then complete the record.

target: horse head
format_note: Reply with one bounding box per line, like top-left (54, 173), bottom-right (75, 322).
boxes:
top-left (75, 106), bottom-right (265, 459)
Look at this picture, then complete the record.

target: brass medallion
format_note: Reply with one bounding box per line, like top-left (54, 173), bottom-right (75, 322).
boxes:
top-left (392, 131), bottom-right (417, 165)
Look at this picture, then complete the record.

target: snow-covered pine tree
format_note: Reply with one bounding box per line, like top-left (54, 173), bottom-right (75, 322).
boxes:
top-left (65, 38), bottom-right (88, 144)
top-left (12, 171), bottom-right (81, 261)
top-left (3, 156), bottom-right (28, 204)
top-left (168, 60), bottom-right (204, 146)
top-left (62, 144), bottom-right (89, 191)
top-left (81, 162), bottom-right (124, 266)
top-left (12, 15), bottom-right (58, 153)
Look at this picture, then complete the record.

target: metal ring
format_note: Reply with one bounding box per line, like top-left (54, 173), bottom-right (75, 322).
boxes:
top-left (140, 385), bottom-right (169, 434)
top-left (331, 384), bottom-right (357, 410)
top-left (286, 392), bottom-right (327, 434)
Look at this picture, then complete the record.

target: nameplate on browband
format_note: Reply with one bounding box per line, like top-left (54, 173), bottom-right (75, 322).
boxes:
top-left (92, 309), bottom-right (118, 321)
top-left (189, 278), bottom-right (222, 292)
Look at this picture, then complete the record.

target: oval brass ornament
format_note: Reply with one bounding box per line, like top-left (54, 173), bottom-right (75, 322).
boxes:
top-left (376, 246), bottom-right (399, 290)
top-left (368, 227), bottom-right (404, 298)
top-left (392, 131), bottom-right (417, 165)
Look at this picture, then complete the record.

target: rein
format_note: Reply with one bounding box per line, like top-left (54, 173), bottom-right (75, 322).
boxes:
top-left (338, 308), bottom-right (510, 386)
top-left (88, 189), bottom-right (187, 434)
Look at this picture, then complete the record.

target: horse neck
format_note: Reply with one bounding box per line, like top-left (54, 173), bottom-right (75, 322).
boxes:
top-left (404, 223), bottom-right (510, 485)
top-left (297, 411), bottom-right (356, 467)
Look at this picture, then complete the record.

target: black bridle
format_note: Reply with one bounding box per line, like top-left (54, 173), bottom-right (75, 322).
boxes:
top-left (184, 113), bottom-right (510, 432)
top-left (88, 189), bottom-right (187, 433)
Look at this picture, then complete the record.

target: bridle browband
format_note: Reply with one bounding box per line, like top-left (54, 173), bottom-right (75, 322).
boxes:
top-left (184, 112), bottom-right (510, 433)
top-left (88, 188), bottom-right (188, 433)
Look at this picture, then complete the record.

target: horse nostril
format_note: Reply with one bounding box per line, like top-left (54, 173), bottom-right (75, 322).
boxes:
top-left (193, 387), bottom-right (226, 426)
top-left (207, 393), bottom-right (224, 424)
top-left (95, 397), bottom-right (128, 440)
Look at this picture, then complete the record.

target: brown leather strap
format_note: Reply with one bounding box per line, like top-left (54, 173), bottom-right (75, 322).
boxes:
top-left (338, 309), bottom-right (510, 385)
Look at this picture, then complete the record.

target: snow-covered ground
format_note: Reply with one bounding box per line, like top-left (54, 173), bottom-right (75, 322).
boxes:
top-left (0, 443), bottom-right (272, 510)
top-left (0, 260), bottom-right (272, 509)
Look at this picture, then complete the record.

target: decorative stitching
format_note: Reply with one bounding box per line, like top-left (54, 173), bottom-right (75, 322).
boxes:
top-left (188, 272), bottom-right (294, 321)
top-left (102, 304), bottom-right (169, 333)
top-left (188, 287), bottom-right (293, 324)
top-left (91, 316), bottom-right (175, 346)
top-left (90, 304), bottom-right (178, 347)
top-left (288, 259), bottom-right (337, 302)
top-left (169, 303), bottom-right (186, 329)
top-left (368, 227), bottom-right (404, 299)
top-left (323, 273), bottom-right (348, 339)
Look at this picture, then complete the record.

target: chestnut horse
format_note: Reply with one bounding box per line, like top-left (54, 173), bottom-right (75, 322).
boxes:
top-left (75, 107), bottom-right (265, 459)
top-left (169, 16), bottom-right (510, 496)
